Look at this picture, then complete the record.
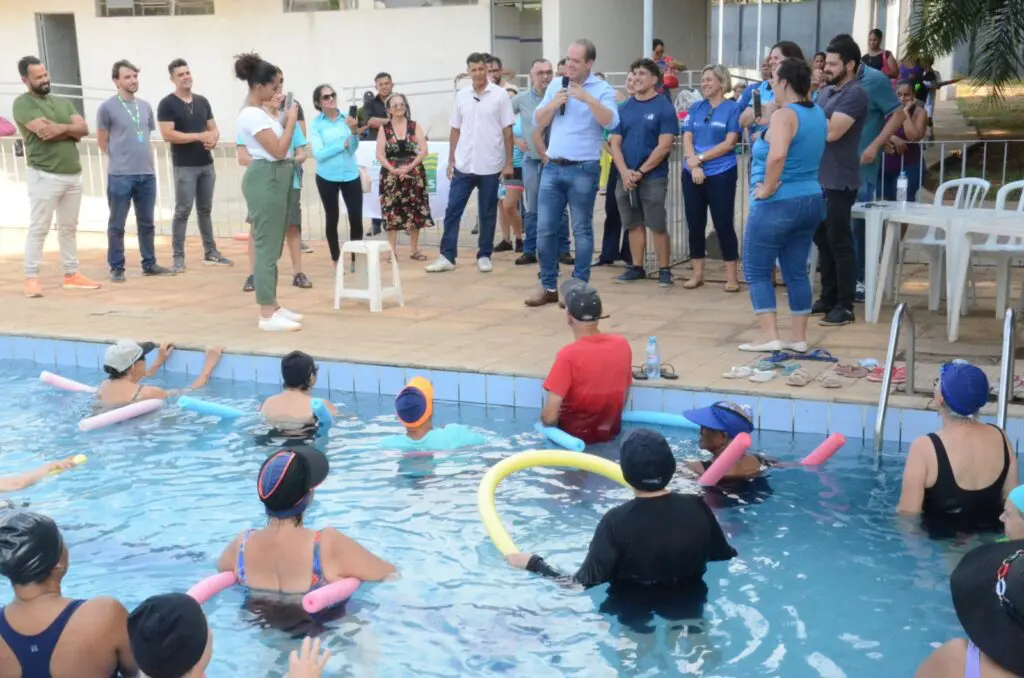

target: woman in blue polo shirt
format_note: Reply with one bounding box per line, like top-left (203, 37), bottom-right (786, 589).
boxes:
top-left (681, 65), bottom-right (742, 292)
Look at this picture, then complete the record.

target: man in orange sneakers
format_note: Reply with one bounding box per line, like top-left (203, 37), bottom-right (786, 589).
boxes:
top-left (12, 56), bottom-right (100, 298)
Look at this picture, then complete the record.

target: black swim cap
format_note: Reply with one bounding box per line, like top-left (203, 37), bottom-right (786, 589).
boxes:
top-left (128, 593), bottom-right (209, 678)
top-left (0, 512), bottom-right (64, 586)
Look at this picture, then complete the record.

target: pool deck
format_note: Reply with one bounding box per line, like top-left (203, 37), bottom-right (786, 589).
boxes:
top-left (1, 228), bottom-right (1022, 418)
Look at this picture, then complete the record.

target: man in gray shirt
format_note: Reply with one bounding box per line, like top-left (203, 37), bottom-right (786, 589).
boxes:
top-left (813, 35), bottom-right (869, 326)
top-left (97, 60), bottom-right (172, 282)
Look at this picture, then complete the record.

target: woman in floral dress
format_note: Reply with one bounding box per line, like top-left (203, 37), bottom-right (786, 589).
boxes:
top-left (375, 93), bottom-right (433, 261)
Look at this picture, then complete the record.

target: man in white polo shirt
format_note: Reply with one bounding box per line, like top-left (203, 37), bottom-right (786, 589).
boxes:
top-left (426, 52), bottom-right (514, 274)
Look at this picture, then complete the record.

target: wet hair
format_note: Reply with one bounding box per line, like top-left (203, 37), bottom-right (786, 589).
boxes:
top-left (771, 40), bottom-right (805, 61)
top-left (111, 59), bottom-right (138, 81)
top-left (652, 38), bottom-right (664, 50)
top-left (0, 512), bottom-right (64, 586)
top-left (869, 28), bottom-right (883, 40)
top-left (466, 52), bottom-right (487, 67)
top-left (827, 35), bottom-right (862, 71)
top-left (17, 56), bottom-right (41, 79)
top-left (571, 39), bottom-right (597, 63)
top-left (167, 58), bottom-right (188, 75)
top-left (233, 52), bottom-right (279, 90)
top-left (629, 58), bottom-right (661, 81)
top-left (311, 83), bottom-right (335, 112)
top-left (776, 57), bottom-right (812, 99)
top-left (374, 71), bottom-right (392, 83)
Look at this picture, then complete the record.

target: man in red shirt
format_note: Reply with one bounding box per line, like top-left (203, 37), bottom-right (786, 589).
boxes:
top-left (541, 279), bottom-right (632, 443)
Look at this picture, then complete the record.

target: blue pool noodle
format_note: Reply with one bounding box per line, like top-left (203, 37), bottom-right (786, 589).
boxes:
top-left (621, 410), bottom-right (699, 430)
top-left (311, 398), bottom-right (334, 435)
top-left (177, 396), bottom-right (245, 420)
top-left (533, 422), bottom-right (585, 452)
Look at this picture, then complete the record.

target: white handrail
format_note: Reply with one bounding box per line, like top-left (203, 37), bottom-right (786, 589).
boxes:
top-left (874, 303), bottom-right (916, 455)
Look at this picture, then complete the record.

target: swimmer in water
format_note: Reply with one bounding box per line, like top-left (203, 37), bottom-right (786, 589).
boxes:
top-left (259, 351), bottom-right (338, 437)
top-left (683, 401), bottom-right (771, 481)
top-left (0, 457), bottom-right (80, 492)
top-left (1001, 486), bottom-right (1024, 540)
top-left (216, 445), bottom-right (395, 600)
top-left (128, 593), bottom-right (211, 678)
top-left (377, 377), bottom-right (486, 451)
top-left (95, 340), bottom-right (223, 408)
top-left (0, 511), bottom-right (139, 678)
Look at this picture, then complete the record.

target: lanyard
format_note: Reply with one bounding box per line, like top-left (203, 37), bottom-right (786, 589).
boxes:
top-left (117, 95), bottom-right (143, 136)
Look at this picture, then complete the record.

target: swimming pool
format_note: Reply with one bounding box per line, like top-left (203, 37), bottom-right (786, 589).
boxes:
top-left (0, 358), bottom-right (980, 677)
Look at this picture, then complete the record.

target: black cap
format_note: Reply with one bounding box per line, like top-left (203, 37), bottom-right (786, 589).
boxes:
top-left (257, 445), bottom-right (330, 518)
top-left (0, 511), bottom-right (64, 586)
top-left (281, 351), bottom-right (317, 389)
top-left (620, 429), bottom-right (676, 491)
top-left (560, 279), bottom-right (604, 323)
top-left (128, 593), bottom-right (209, 678)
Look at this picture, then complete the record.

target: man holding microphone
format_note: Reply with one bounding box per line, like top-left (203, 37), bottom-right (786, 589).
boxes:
top-left (526, 39), bottom-right (619, 308)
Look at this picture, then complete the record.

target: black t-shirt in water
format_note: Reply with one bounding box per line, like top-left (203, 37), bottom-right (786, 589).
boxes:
top-left (527, 493), bottom-right (737, 592)
top-left (157, 93), bottom-right (215, 167)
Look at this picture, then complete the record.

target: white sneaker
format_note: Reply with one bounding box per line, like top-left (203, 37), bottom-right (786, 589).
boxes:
top-left (275, 307), bottom-right (303, 323)
top-left (425, 256), bottom-right (455, 273)
top-left (738, 339), bottom-right (785, 353)
top-left (259, 315), bottom-right (302, 332)
top-left (787, 341), bottom-right (808, 353)
top-left (477, 257), bottom-right (493, 273)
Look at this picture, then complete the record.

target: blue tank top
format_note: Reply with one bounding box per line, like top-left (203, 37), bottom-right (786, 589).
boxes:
top-left (512, 115), bottom-right (524, 168)
top-left (750, 102), bottom-right (826, 203)
top-left (0, 599), bottom-right (117, 678)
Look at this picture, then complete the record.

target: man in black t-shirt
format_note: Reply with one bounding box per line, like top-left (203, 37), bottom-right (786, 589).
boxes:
top-left (359, 72), bottom-right (393, 235)
top-left (507, 429), bottom-right (737, 619)
top-left (156, 59), bottom-right (231, 273)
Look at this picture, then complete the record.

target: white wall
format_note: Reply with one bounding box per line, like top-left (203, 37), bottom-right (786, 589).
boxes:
top-left (557, 0), bottom-right (642, 77)
top-left (492, 4), bottom-right (542, 77)
top-left (0, 0), bottom-right (490, 139)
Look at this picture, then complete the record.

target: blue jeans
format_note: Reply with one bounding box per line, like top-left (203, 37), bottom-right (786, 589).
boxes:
top-left (852, 177), bottom-right (879, 284)
top-left (537, 161), bottom-right (600, 290)
top-left (523, 156), bottom-right (570, 256)
top-left (440, 169), bottom-right (499, 263)
top-left (107, 173), bottom-right (157, 271)
top-left (743, 193), bottom-right (824, 314)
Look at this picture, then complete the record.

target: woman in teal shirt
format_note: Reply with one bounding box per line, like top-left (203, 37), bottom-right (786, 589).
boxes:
top-left (310, 84), bottom-right (362, 272)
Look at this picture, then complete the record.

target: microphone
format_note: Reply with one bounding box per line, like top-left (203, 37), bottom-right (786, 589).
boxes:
top-left (473, 96), bottom-right (480, 102)
top-left (559, 76), bottom-right (569, 115)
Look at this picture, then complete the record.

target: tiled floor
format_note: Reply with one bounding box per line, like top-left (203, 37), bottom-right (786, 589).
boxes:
top-left (3, 227), bottom-right (1023, 420)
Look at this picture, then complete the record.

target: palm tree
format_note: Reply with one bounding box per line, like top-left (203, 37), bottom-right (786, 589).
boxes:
top-left (905, 0), bottom-right (1024, 95)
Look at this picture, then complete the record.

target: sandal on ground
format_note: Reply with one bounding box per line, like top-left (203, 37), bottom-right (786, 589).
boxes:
top-left (748, 370), bottom-right (776, 383)
top-left (724, 282), bottom-right (740, 293)
top-left (835, 364), bottom-right (868, 378)
top-left (410, 251), bottom-right (428, 261)
top-left (723, 366), bottom-right (756, 379)
top-left (781, 363), bottom-right (802, 376)
top-left (820, 373), bottom-right (844, 389)
top-left (787, 368), bottom-right (811, 387)
top-left (632, 366), bottom-right (648, 381)
top-left (768, 349), bottom-right (838, 364)
top-left (867, 366), bottom-right (905, 384)
top-left (682, 278), bottom-right (704, 290)
top-left (660, 363), bottom-right (679, 380)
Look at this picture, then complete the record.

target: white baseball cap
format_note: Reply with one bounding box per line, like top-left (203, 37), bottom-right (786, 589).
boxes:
top-left (104, 340), bottom-right (156, 373)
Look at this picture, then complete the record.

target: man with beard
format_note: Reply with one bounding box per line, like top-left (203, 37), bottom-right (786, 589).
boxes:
top-left (13, 56), bottom-right (100, 298)
top-left (97, 60), bottom-right (173, 283)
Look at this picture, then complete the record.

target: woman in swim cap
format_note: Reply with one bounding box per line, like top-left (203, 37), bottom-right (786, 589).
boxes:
top-left (216, 446), bottom-right (395, 600)
top-left (260, 351), bottom-right (338, 438)
top-left (0, 511), bottom-right (138, 678)
top-left (897, 360), bottom-right (1018, 534)
top-left (1002, 486), bottom-right (1024, 540)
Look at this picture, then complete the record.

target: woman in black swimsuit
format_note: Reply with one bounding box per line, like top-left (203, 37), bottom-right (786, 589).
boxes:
top-left (897, 361), bottom-right (1019, 534)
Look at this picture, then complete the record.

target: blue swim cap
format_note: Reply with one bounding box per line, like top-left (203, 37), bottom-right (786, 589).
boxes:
top-left (939, 361), bottom-right (989, 417)
top-left (1010, 485), bottom-right (1024, 513)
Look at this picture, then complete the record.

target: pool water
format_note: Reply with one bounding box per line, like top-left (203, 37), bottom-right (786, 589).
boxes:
top-left (0, 360), bottom-right (982, 677)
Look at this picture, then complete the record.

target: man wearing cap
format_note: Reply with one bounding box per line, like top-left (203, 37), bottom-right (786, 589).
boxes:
top-left (508, 430), bottom-right (736, 613)
top-left (379, 377), bottom-right (487, 451)
top-left (95, 340), bottom-right (222, 408)
top-left (683, 401), bottom-right (770, 481)
top-left (541, 279), bottom-right (632, 444)
top-left (898, 360), bottom-right (1018, 533)
top-left (0, 511), bottom-right (139, 678)
top-left (260, 351), bottom-right (338, 436)
top-left (128, 593), bottom-right (211, 678)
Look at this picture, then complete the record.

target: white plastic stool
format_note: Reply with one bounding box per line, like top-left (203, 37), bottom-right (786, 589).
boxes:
top-left (333, 240), bottom-right (404, 313)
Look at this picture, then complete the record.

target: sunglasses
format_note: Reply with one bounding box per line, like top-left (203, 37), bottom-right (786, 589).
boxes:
top-left (321, 92), bottom-right (336, 101)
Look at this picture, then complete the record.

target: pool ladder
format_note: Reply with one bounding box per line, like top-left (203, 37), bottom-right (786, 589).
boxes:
top-left (872, 304), bottom-right (1017, 454)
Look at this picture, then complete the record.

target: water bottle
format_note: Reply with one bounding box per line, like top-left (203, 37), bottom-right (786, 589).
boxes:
top-left (896, 171), bottom-right (908, 209)
top-left (645, 337), bottom-right (660, 380)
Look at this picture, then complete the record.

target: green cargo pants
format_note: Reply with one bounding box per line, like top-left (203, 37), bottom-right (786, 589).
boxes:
top-left (242, 159), bottom-right (294, 307)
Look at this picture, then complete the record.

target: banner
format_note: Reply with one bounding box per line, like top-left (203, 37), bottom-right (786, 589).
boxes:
top-left (356, 141), bottom-right (451, 221)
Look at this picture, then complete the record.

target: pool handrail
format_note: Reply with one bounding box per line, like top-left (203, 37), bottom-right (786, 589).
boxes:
top-left (873, 303), bottom-right (916, 456)
top-left (997, 306), bottom-right (1017, 430)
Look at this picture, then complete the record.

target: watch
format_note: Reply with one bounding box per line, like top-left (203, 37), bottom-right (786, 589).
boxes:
top-left (697, 153), bottom-right (706, 164)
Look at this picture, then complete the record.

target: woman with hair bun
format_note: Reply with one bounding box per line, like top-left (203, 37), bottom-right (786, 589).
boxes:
top-left (234, 52), bottom-right (303, 332)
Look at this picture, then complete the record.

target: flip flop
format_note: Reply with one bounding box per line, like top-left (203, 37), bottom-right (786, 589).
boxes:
top-left (749, 370), bottom-right (776, 383)
top-left (682, 279), bottom-right (704, 290)
top-left (632, 366), bottom-right (648, 381)
top-left (817, 369), bottom-right (844, 389)
top-left (781, 363), bottom-right (803, 376)
top-left (835, 364), bottom-right (869, 379)
top-left (867, 366), bottom-right (906, 384)
top-left (410, 251), bottom-right (428, 261)
top-left (787, 368), bottom-right (810, 387)
top-left (724, 283), bottom-right (740, 293)
top-left (660, 364), bottom-right (680, 380)
top-left (723, 366), bottom-right (756, 379)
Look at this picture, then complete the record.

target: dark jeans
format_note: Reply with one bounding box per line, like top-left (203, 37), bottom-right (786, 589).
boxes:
top-left (682, 166), bottom-right (739, 261)
top-left (598, 167), bottom-right (631, 264)
top-left (171, 164), bottom-right (218, 260)
top-left (107, 174), bottom-right (157, 271)
top-left (440, 169), bottom-right (500, 263)
top-left (315, 175), bottom-right (363, 262)
top-left (815, 188), bottom-right (859, 311)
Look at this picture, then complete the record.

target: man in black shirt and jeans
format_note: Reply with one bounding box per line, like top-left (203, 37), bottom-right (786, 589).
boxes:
top-left (507, 429), bottom-right (736, 621)
top-left (360, 72), bottom-right (392, 236)
top-left (156, 59), bottom-right (231, 273)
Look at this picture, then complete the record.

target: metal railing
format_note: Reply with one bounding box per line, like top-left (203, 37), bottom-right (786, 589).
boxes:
top-left (998, 307), bottom-right (1018, 430)
top-left (874, 302), bottom-right (917, 455)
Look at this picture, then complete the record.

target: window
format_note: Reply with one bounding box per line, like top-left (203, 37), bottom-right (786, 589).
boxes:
top-left (96, 0), bottom-right (215, 16)
top-left (373, 0), bottom-right (478, 7)
top-left (283, 0), bottom-right (356, 10)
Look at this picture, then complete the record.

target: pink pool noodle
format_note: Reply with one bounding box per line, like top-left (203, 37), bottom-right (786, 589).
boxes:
top-left (79, 399), bottom-right (164, 431)
top-left (187, 571), bottom-right (238, 604)
top-left (302, 577), bottom-right (361, 614)
top-left (698, 433), bottom-right (753, 487)
top-left (40, 371), bottom-right (96, 393)
top-left (801, 433), bottom-right (846, 465)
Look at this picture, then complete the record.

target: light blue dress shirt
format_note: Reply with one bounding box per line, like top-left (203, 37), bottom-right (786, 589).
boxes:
top-left (309, 112), bottom-right (360, 183)
top-left (534, 74), bottom-right (620, 162)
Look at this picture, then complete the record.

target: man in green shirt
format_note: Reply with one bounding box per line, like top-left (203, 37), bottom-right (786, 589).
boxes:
top-left (12, 56), bottom-right (100, 298)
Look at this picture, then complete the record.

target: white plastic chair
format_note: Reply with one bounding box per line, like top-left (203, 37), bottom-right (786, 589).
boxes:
top-left (965, 180), bottom-right (1024, 317)
top-left (894, 178), bottom-right (991, 308)
top-left (333, 240), bottom-right (404, 313)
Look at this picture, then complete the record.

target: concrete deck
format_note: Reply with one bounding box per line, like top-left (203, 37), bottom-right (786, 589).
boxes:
top-left (2, 228), bottom-right (1022, 418)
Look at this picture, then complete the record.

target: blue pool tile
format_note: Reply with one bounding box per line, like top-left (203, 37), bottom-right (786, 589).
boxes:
top-left (662, 389), bottom-right (695, 415)
top-left (352, 364), bottom-right (379, 394)
top-left (31, 338), bottom-right (57, 367)
top-left (162, 349), bottom-right (189, 375)
top-left (210, 354), bottom-right (247, 382)
top-left (12, 337), bottom-right (34, 361)
top-left (0, 337), bottom-right (13, 359)
top-left (1003, 417), bottom-right (1021, 450)
top-left (54, 341), bottom-right (78, 368)
top-left (514, 377), bottom-right (544, 409)
top-left (74, 342), bottom-right (103, 369)
top-left (252, 355), bottom-right (282, 385)
top-left (459, 373), bottom-right (486, 405)
top-left (182, 350), bottom-right (206, 375)
top-left (378, 365), bottom-right (407, 396)
top-left (793, 400), bottom-right (829, 435)
top-left (323, 362), bottom-right (355, 393)
top-left (828, 403), bottom-right (865, 440)
top-left (692, 391), bottom-right (728, 410)
top-left (863, 406), bottom-right (901, 443)
top-left (431, 370), bottom-right (460, 402)
top-left (900, 408), bottom-right (939, 442)
top-left (758, 397), bottom-right (794, 433)
top-left (486, 375), bottom-right (516, 407)
top-left (631, 386), bottom-right (664, 412)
